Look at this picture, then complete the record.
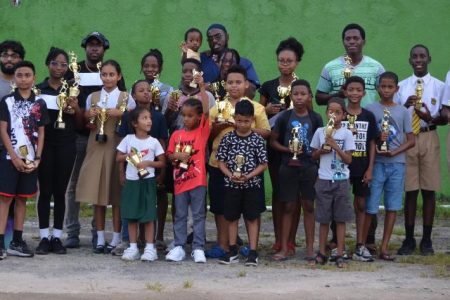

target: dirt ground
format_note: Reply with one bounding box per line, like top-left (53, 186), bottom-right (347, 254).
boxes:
top-left (1, 213), bottom-right (449, 300)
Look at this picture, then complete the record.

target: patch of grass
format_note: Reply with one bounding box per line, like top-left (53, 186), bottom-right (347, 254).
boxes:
top-left (315, 262), bottom-right (383, 272)
top-left (183, 280), bottom-right (193, 289)
top-left (397, 253), bottom-right (450, 267)
top-left (145, 282), bottom-right (164, 292)
top-left (434, 265), bottom-right (450, 278)
top-left (392, 226), bottom-right (405, 236)
top-left (237, 270), bottom-right (247, 277)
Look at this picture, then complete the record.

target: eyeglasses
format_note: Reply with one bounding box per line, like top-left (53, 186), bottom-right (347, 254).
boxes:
top-left (0, 52), bottom-right (21, 60)
top-left (50, 61), bottom-right (68, 68)
top-left (277, 59), bottom-right (295, 65)
top-left (207, 33), bottom-right (222, 42)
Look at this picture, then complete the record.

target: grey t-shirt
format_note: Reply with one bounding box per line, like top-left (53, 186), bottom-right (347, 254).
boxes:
top-left (0, 76), bottom-right (12, 99)
top-left (366, 102), bottom-right (412, 164)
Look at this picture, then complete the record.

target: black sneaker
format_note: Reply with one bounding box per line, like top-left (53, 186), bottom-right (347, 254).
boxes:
top-left (93, 244), bottom-right (105, 254)
top-left (0, 248), bottom-right (6, 260)
top-left (420, 239), bottom-right (434, 256)
top-left (219, 250), bottom-right (239, 265)
top-left (397, 238), bottom-right (416, 255)
top-left (35, 238), bottom-right (51, 255)
top-left (245, 250), bottom-right (258, 267)
top-left (51, 237), bottom-right (67, 254)
top-left (7, 240), bottom-right (34, 257)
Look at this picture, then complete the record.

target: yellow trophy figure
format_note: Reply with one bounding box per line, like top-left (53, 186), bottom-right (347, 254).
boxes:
top-left (277, 85), bottom-right (290, 106)
top-left (115, 92), bottom-right (128, 133)
top-left (68, 51), bottom-right (80, 97)
top-left (9, 81), bottom-right (16, 93)
top-left (322, 112), bottom-right (336, 152)
top-left (379, 108), bottom-right (390, 152)
top-left (210, 82), bottom-right (221, 101)
top-left (54, 79), bottom-right (69, 130)
top-left (189, 69), bottom-right (203, 88)
top-left (179, 144), bottom-right (194, 170)
top-left (173, 136), bottom-right (182, 166)
top-left (415, 79), bottom-right (424, 109)
top-left (96, 107), bottom-right (109, 143)
top-left (18, 145), bottom-right (34, 169)
top-left (288, 124), bottom-right (303, 166)
top-left (215, 100), bottom-right (226, 122)
top-left (225, 100), bottom-right (235, 124)
top-left (343, 55), bottom-right (353, 79)
top-left (170, 90), bottom-right (182, 111)
top-left (347, 114), bottom-right (358, 135)
top-left (151, 74), bottom-right (161, 111)
top-left (233, 154), bottom-right (245, 177)
top-left (126, 147), bottom-right (150, 179)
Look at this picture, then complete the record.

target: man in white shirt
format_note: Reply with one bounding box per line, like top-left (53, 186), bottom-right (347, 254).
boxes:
top-left (395, 44), bottom-right (445, 256)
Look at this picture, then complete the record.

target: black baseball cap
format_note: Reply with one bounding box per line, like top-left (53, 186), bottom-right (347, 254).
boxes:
top-left (81, 32), bottom-right (110, 49)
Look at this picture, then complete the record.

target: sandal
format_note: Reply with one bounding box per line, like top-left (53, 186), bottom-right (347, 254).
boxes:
top-left (305, 256), bottom-right (316, 266)
top-left (287, 241), bottom-right (296, 256)
top-left (379, 252), bottom-right (395, 261)
top-left (335, 256), bottom-right (347, 268)
top-left (93, 244), bottom-right (105, 254)
top-left (105, 243), bottom-right (116, 254)
top-left (271, 242), bottom-right (281, 253)
top-left (272, 252), bottom-right (288, 261)
top-left (315, 252), bottom-right (328, 265)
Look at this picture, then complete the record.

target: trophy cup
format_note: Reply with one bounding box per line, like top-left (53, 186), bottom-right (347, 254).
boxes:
top-left (18, 145), bottom-right (34, 169)
top-left (277, 85), bottom-right (290, 106)
top-left (151, 74), bottom-right (161, 111)
top-left (115, 92), bottom-right (128, 133)
top-left (170, 90), bottom-right (182, 111)
top-left (32, 86), bottom-right (41, 96)
top-left (288, 124), bottom-right (303, 167)
top-left (226, 101), bottom-right (235, 124)
top-left (9, 81), bottom-right (16, 93)
top-left (216, 100), bottom-right (226, 122)
top-left (86, 103), bottom-right (98, 129)
top-left (322, 113), bottom-right (336, 152)
top-left (173, 137), bottom-right (182, 166)
top-left (68, 51), bottom-right (80, 97)
top-left (343, 55), bottom-right (353, 79)
top-left (189, 69), bottom-right (203, 88)
top-left (415, 79), bottom-right (423, 110)
top-left (210, 82), bottom-right (221, 101)
top-left (347, 114), bottom-right (358, 135)
top-left (96, 107), bottom-right (109, 143)
top-left (54, 79), bottom-right (69, 130)
top-left (233, 154), bottom-right (245, 177)
top-left (379, 108), bottom-right (390, 152)
top-left (126, 147), bottom-right (150, 179)
top-left (179, 144), bottom-right (193, 170)
top-left (96, 62), bottom-right (102, 72)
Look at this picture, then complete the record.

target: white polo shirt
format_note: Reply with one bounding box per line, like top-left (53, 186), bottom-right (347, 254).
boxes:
top-left (441, 71), bottom-right (450, 107)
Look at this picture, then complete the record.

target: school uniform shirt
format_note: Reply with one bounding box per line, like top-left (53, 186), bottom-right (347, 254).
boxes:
top-left (86, 87), bottom-right (121, 110)
top-left (117, 134), bottom-right (164, 180)
top-left (167, 115), bottom-right (210, 195)
top-left (0, 90), bottom-right (49, 161)
top-left (216, 130), bottom-right (268, 189)
top-left (310, 126), bottom-right (355, 181)
top-left (273, 109), bottom-right (323, 166)
top-left (366, 102), bottom-right (412, 164)
top-left (37, 79), bottom-right (77, 146)
top-left (208, 99), bottom-right (270, 168)
top-left (127, 80), bottom-right (174, 110)
top-left (394, 73), bottom-right (444, 128)
top-left (259, 78), bottom-right (291, 120)
top-left (341, 108), bottom-right (377, 177)
top-left (442, 71), bottom-right (450, 106)
top-left (316, 55), bottom-right (385, 107)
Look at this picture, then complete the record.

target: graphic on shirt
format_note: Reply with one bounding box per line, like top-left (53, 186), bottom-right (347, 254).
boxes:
top-left (342, 120), bottom-right (368, 154)
top-left (331, 139), bottom-right (347, 180)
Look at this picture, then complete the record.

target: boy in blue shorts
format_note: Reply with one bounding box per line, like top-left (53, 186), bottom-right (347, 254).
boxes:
top-left (0, 61), bottom-right (49, 259)
top-left (216, 100), bottom-right (268, 266)
top-left (364, 72), bottom-right (415, 261)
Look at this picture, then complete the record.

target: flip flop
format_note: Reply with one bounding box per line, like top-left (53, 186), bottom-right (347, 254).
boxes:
top-left (379, 252), bottom-right (395, 261)
top-left (271, 253), bottom-right (288, 261)
top-left (304, 256), bottom-right (316, 266)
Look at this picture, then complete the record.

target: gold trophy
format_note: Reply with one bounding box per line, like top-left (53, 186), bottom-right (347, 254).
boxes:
top-left (18, 145), bottom-right (34, 169)
top-left (347, 114), bottom-right (358, 135)
top-left (322, 113), bottom-right (336, 152)
top-left (170, 89), bottom-right (182, 111)
top-left (68, 51), bottom-right (80, 97)
top-left (379, 108), bottom-right (390, 152)
top-left (151, 74), bottom-right (161, 111)
top-left (54, 79), bottom-right (69, 130)
top-left (415, 79), bottom-right (423, 110)
top-left (233, 154), bottom-right (245, 177)
top-left (126, 147), bottom-right (150, 179)
top-left (216, 100), bottom-right (226, 122)
top-left (343, 55), bottom-right (353, 79)
top-left (288, 124), bottom-right (303, 167)
top-left (210, 82), bottom-right (221, 101)
top-left (9, 81), bottom-right (16, 93)
top-left (226, 101), bottom-right (235, 124)
top-left (173, 136), bottom-right (182, 166)
top-left (96, 62), bottom-right (102, 72)
top-left (87, 103), bottom-right (97, 129)
top-left (277, 85), bottom-right (290, 106)
top-left (32, 86), bottom-right (41, 96)
top-left (96, 107), bottom-right (109, 143)
top-left (115, 92), bottom-right (128, 133)
top-left (189, 69), bottom-right (203, 88)
top-left (179, 144), bottom-right (194, 170)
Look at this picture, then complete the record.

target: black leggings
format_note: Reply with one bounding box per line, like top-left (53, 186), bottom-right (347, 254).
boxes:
top-left (37, 142), bottom-right (76, 230)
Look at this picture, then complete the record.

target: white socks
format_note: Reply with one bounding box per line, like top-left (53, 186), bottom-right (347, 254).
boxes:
top-left (53, 229), bottom-right (62, 239)
top-left (130, 243), bottom-right (138, 250)
top-left (39, 228), bottom-right (49, 240)
top-left (110, 232), bottom-right (121, 247)
top-left (146, 243), bottom-right (155, 250)
top-left (97, 231), bottom-right (105, 246)
top-left (97, 231), bottom-right (122, 247)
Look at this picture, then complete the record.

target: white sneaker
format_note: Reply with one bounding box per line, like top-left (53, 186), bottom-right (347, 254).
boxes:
top-left (121, 247), bottom-right (140, 261)
top-left (141, 246), bottom-right (158, 262)
top-left (191, 249), bottom-right (206, 263)
top-left (165, 245), bottom-right (185, 262)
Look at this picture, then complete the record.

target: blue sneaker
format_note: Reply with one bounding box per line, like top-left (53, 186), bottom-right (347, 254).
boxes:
top-left (205, 245), bottom-right (226, 258)
top-left (240, 245), bottom-right (250, 257)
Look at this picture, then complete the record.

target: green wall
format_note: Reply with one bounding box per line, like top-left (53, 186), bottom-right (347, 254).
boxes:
top-left (1, 0), bottom-right (450, 195)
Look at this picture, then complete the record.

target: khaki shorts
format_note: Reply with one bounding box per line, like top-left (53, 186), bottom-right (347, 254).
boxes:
top-left (405, 130), bottom-right (441, 191)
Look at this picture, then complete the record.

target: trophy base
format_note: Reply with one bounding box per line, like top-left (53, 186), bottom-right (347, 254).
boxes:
top-left (189, 82), bottom-right (197, 88)
top-left (232, 171), bottom-right (242, 178)
top-left (227, 118), bottom-right (235, 124)
top-left (69, 89), bottom-right (80, 98)
top-left (96, 134), bottom-right (107, 143)
top-left (378, 146), bottom-right (388, 152)
top-left (322, 144), bottom-right (332, 153)
top-left (288, 159), bottom-right (302, 167)
top-left (216, 117), bottom-right (225, 123)
top-left (179, 162), bottom-right (189, 170)
top-left (138, 169), bottom-right (150, 179)
top-left (350, 128), bottom-right (358, 136)
top-left (54, 121), bottom-right (66, 130)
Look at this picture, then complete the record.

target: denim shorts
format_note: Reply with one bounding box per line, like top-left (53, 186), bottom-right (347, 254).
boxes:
top-left (366, 162), bottom-right (405, 214)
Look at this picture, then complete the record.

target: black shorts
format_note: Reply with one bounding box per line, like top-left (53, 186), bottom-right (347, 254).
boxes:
top-left (350, 176), bottom-right (370, 198)
top-left (278, 163), bottom-right (318, 202)
top-left (208, 166), bottom-right (226, 215)
top-left (224, 186), bottom-right (265, 221)
top-left (0, 159), bottom-right (38, 198)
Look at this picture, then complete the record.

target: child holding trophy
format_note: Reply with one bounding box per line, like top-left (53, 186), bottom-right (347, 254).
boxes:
top-left (76, 60), bottom-right (128, 254)
top-left (116, 106), bottom-right (165, 261)
top-left (35, 47), bottom-right (83, 255)
top-left (310, 97), bottom-right (355, 268)
top-left (364, 72), bottom-right (415, 261)
top-left (165, 70), bottom-right (210, 263)
top-left (270, 79), bottom-right (323, 262)
top-left (217, 99), bottom-right (268, 266)
top-left (0, 61), bottom-right (49, 259)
